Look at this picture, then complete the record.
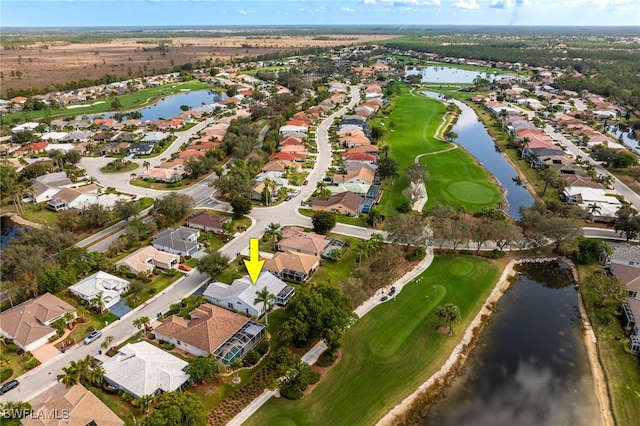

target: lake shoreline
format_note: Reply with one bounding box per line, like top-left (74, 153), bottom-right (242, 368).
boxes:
top-left (376, 256), bottom-right (613, 426)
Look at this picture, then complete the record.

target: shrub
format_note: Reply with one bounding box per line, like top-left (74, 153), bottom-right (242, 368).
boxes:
top-left (482, 249), bottom-right (505, 259)
top-left (307, 370), bottom-right (320, 385)
top-left (48, 335), bottom-right (59, 343)
top-left (405, 247), bottom-right (426, 261)
top-left (316, 350), bottom-right (337, 367)
top-left (6, 344), bottom-right (18, 353)
top-left (255, 340), bottom-right (269, 356)
top-left (243, 350), bottom-right (260, 366)
top-left (0, 368), bottom-right (13, 382)
top-left (87, 326), bottom-right (95, 332)
top-left (279, 384), bottom-right (303, 400)
top-left (121, 392), bottom-right (134, 402)
top-left (25, 358), bottom-right (40, 370)
top-left (162, 342), bottom-right (175, 350)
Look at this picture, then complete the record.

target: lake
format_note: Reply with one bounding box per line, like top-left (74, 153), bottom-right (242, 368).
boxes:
top-left (605, 124), bottom-right (639, 151)
top-left (423, 91), bottom-right (535, 218)
top-left (0, 215), bottom-right (21, 250)
top-left (406, 66), bottom-right (515, 84)
top-left (421, 262), bottom-right (601, 426)
top-left (100, 89), bottom-right (226, 121)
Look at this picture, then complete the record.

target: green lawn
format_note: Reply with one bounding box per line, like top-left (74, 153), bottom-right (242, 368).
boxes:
top-left (297, 208), bottom-right (368, 228)
top-left (377, 85), bottom-right (501, 215)
top-left (246, 255), bottom-right (502, 426)
top-left (1, 80), bottom-right (215, 124)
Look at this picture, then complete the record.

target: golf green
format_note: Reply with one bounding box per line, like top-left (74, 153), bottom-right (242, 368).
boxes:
top-left (448, 258), bottom-right (475, 276)
top-left (445, 181), bottom-right (497, 205)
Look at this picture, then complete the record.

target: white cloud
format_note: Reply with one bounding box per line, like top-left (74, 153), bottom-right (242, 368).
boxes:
top-left (490, 0), bottom-right (515, 8)
top-left (342, 6), bottom-right (356, 12)
top-left (363, 0), bottom-right (441, 5)
top-left (453, 0), bottom-right (480, 9)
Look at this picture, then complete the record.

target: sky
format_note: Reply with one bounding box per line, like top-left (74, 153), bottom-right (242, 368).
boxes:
top-left (2, 0), bottom-right (639, 28)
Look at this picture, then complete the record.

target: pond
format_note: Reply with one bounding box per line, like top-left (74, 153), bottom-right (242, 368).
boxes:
top-left (406, 66), bottom-right (515, 84)
top-left (99, 89), bottom-right (226, 121)
top-left (421, 262), bottom-right (601, 426)
top-left (0, 215), bottom-right (21, 250)
top-left (423, 91), bottom-right (535, 218)
top-left (605, 124), bottom-right (639, 151)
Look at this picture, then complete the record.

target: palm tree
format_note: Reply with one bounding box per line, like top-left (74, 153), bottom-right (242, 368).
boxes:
top-left (254, 288), bottom-right (275, 326)
top-left (133, 316), bottom-right (151, 332)
top-left (101, 335), bottom-right (114, 350)
top-left (265, 222), bottom-right (282, 250)
top-left (587, 203), bottom-right (601, 221)
top-left (142, 160), bottom-right (151, 171)
top-left (57, 358), bottom-right (89, 387)
top-left (76, 306), bottom-right (90, 322)
top-left (90, 292), bottom-right (106, 314)
top-left (86, 363), bottom-right (105, 386)
top-left (63, 312), bottom-right (76, 329)
top-left (434, 303), bottom-right (461, 335)
top-left (133, 394), bottom-right (156, 413)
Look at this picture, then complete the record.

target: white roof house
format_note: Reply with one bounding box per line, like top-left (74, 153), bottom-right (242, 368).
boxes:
top-left (203, 272), bottom-right (295, 318)
top-left (102, 341), bottom-right (189, 399)
top-left (69, 271), bottom-right (130, 309)
top-left (279, 125), bottom-right (308, 135)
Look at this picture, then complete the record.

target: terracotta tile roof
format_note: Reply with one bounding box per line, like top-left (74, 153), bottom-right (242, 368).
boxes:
top-left (24, 383), bottom-right (123, 426)
top-left (263, 251), bottom-right (320, 275)
top-left (0, 293), bottom-right (75, 349)
top-left (342, 152), bottom-right (377, 162)
top-left (332, 167), bottom-right (375, 185)
top-left (179, 150), bottom-right (207, 159)
top-left (279, 136), bottom-right (304, 146)
top-left (269, 152), bottom-right (306, 161)
top-left (16, 141), bottom-right (49, 153)
top-left (278, 227), bottom-right (331, 255)
top-left (261, 159), bottom-right (301, 173)
top-left (346, 145), bottom-right (378, 155)
top-left (154, 303), bottom-right (249, 353)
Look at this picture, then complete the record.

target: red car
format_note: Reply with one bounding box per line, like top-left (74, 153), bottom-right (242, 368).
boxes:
top-left (303, 180), bottom-right (309, 185)
top-left (178, 264), bottom-right (191, 271)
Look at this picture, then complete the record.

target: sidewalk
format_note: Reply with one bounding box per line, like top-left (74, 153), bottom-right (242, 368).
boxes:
top-left (227, 248), bottom-right (435, 426)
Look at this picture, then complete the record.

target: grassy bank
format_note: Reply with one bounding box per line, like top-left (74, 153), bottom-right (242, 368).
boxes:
top-left (2, 80), bottom-right (214, 124)
top-left (578, 264), bottom-right (640, 426)
top-left (376, 85), bottom-right (502, 214)
top-left (245, 255), bottom-right (501, 426)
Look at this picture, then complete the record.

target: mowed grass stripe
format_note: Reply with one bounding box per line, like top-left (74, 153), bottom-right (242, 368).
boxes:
top-left (377, 85), bottom-right (501, 214)
top-left (245, 256), bottom-right (501, 426)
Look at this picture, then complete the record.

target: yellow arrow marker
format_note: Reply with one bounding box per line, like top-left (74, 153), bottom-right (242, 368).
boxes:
top-left (243, 238), bottom-right (264, 285)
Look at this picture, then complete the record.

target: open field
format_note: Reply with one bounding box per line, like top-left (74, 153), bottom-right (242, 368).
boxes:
top-left (377, 84), bottom-right (502, 214)
top-left (245, 255), bottom-right (501, 426)
top-left (1, 34), bottom-right (395, 96)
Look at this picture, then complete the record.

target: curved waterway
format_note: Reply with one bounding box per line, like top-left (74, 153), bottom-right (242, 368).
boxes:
top-left (420, 262), bottom-right (600, 426)
top-left (423, 91), bottom-right (535, 218)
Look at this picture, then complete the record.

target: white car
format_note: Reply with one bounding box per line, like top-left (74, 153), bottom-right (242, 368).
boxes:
top-left (83, 330), bottom-right (102, 345)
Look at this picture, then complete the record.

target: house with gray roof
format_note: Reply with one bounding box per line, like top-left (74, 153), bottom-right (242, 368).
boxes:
top-left (203, 272), bottom-right (294, 318)
top-left (152, 226), bottom-right (200, 256)
top-left (102, 341), bottom-right (189, 398)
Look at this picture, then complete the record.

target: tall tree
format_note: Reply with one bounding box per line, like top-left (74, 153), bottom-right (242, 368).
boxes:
top-left (384, 213), bottom-right (430, 248)
top-left (140, 391), bottom-right (205, 426)
top-left (312, 211), bottom-right (337, 235)
top-left (254, 288), bottom-right (276, 325)
top-left (152, 193), bottom-right (194, 228)
top-left (434, 303), bottom-right (461, 334)
top-left (186, 355), bottom-right (218, 384)
top-left (197, 251), bottom-right (230, 281)
top-left (113, 199), bottom-right (141, 222)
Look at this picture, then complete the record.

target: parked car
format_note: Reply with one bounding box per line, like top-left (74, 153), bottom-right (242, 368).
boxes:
top-left (285, 195), bottom-right (293, 201)
top-left (380, 296), bottom-right (388, 302)
top-left (0, 380), bottom-right (19, 395)
top-left (292, 190), bottom-right (301, 196)
top-left (178, 264), bottom-right (191, 272)
top-left (389, 286), bottom-right (396, 296)
top-left (303, 180), bottom-right (309, 185)
top-left (83, 330), bottom-right (102, 345)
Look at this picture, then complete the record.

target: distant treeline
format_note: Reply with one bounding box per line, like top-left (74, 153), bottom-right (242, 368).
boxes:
top-left (383, 35), bottom-right (640, 112)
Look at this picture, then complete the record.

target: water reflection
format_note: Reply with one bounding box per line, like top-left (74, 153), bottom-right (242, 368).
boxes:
top-left (422, 263), bottom-right (600, 426)
top-left (405, 67), bottom-right (514, 84)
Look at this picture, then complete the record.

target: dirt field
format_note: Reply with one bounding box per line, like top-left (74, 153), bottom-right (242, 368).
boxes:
top-left (1, 34), bottom-right (395, 95)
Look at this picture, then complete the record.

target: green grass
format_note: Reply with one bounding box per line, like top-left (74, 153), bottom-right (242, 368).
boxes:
top-left (307, 236), bottom-right (358, 286)
top-left (578, 265), bottom-right (640, 426)
top-left (100, 161), bottom-right (139, 174)
top-left (89, 385), bottom-right (138, 426)
top-left (246, 255), bottom-right (502, 426)
top-left (376, 85), bottom-right (501, 215)
top-left (1, 80), bottom-right (215, 124)
top-left (297, 208), bottom-right (368, 228)
top-left (0, 341), bottom-right (26, 384)
top-left (19, 203), bottom-right (59, 226)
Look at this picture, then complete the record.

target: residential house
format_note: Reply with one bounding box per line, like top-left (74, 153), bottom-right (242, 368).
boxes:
top-left (254, 171), bottom-right (289, 187)
top-left (179, 150), bottom-right (206, 160)
top-left (261, 159), bottom-right (302, 173)
top-left (29, 172), bottom-right (74, 203)
top-left (24, 383), bottom-right (124, 426)
top-left (344, 144), bottom-right (379, 157)
top-left (610, 244), bottom-right (640, 353)
top-left (276, 227), bottom-right (332, 256)
top-left (154, 303), bottom-right (265, 364)
top-left (116, 246), bottom-right (180, 274)
top-left (102, 342), bottom-right (189, 399)
top-left (312, 191), bottom-right (365, 217)
top-left (251, 181), bottom-right (279, 202)
top-left (100, 142), bottom-right (129, 156)
top-left (269, 152), bottom-right (306, 162)
top-left (326, 183), bottom-right (370, 197)
top-left (0, 293), bottom-right (76, 352)
top-left (262, 251), bottom-right (320, 282)
top-left (152, 226), bottom-right (200, 257)
top-left (332, 167), bottom-right (375, 186)
top-left (142, 132), bottom-right (167, 143)
top-left (342, 152), bottom-right (377, 166)
top-left (185, 211), bottom-right (232, 234)
top-left (69, 271), bottom-right (130, 310)
top-left (63, 131), bottom-right (94, 142)
top-left (203, 272), bottom-right (295, 318)
top-left (141, 167), bottom-right (185, 183)
top-left (279, 125), bottom-right (308, 136)
top-left (15, 141), bottom-right (49, 155)
top-left (128, 142), bottom-right (154, 156)
top-left (46, 187), bottom-right (97, 211)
